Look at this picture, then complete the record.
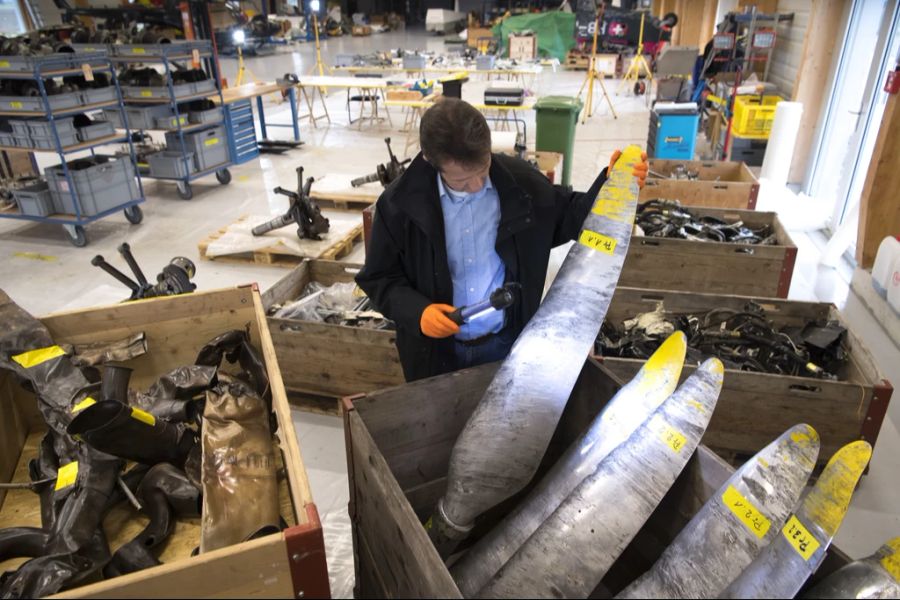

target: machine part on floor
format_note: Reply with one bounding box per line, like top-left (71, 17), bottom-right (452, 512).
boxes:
top-left (722, 441), bottom-right (872, 599)
top-left (100, 365), bottom-right (132, 404)
top-left (257, 139), bottom-right (304, 154)
top-left (452, 331), bottom-right (688, 596)
top-left (480, 358), bottom-right (723, 598)
top-left (617, 424), bottom-right (821, 599)
top-left (350, 137), bottom-right (411, 187)
top-left (0, 528), bottom-right (110, 600)
top-left (66, 400), bottom-right (197, 469)
top-left (803, 537), bottom-right (900, 599)
top-left (635, 199), bottom-right (775, 244)
top-left (91, 243), bottom-right (197, 302)
top-left (448, 283), bottom-right (521, 326)
top-left (596, 300), bottom-right (848, 380)
top-left (65, 332), bottom-right (148, 367)
top-left (129, 365), bottom-right (218, 423)
top-left (427, 146), bottom-right (642, 557)
top-left (199, 374), bottom-right (279, 554)
top-left (251, 166), bottom-right (330, 241)
top-left (194, 330), bottom-right (270, 403)
top-left (104, 463), bottom-right (201, 577)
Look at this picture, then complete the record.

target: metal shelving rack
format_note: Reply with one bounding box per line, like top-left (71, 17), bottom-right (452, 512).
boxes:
top-left (110, 42), bottom-right (232, 200)
top-left (0, 51), bottom-right (145, 247)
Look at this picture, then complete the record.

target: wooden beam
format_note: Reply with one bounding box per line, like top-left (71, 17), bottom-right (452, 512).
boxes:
top-left (856, 90), bottom-right (900, 268)
top-left (670, 0), bottom-right (717, 50)
top-left (788, 0), bottom-right (847, 184)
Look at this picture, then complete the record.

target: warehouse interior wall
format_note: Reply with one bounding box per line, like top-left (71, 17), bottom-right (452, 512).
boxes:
top-left (769, 0), bottom-right (810, 98)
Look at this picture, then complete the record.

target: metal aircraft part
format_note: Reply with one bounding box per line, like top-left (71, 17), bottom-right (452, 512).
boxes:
top-left (722, 440), bottom-right (872, 599)
top-left (618, 423), bottom-right (821, 599)
top-left (428, 145), bottom-right (643, 554)
top-left (479, 358), bottom-right (723, 598)
top-left (452, 331), bottom-right (688, 596)
top-left (803, 538), bottom-right (900, 599)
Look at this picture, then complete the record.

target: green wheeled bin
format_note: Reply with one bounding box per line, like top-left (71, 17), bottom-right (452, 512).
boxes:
top-left (535, 95), bottom-right (584, 187)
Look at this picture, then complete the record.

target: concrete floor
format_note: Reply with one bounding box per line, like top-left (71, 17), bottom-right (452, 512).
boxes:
top-left (1, 28), bottom-right (898, 597)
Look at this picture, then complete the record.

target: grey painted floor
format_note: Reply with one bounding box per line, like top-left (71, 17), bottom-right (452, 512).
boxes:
top-left (0, 28), bottom-right (897, 597)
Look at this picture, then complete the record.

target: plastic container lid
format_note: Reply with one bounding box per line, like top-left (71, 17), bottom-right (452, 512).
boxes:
top-left (535, 96), bottom-right (584, 111)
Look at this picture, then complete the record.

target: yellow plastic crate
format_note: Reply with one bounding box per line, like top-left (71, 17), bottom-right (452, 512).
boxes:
top-left (732, 95), bottom-right (781, 137)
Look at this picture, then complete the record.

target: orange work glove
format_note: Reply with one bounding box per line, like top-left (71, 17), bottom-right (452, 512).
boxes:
top-left (420, 303), bottom-right (461, 338)
top-left (608, 149), bottom-right (650, 189)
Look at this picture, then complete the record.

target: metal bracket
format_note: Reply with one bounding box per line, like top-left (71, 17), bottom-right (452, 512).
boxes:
top-left (284, 504), bottom-right (331, 599)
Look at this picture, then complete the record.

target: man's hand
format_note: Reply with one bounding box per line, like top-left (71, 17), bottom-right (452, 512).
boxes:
top-left (421, 304), bottom-right (461, 338)
top-left (608, 149), bottom-right (649, 189)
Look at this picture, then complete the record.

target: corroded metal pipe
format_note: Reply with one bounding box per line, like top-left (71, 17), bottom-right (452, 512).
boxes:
top-left (802, 538), bottom-right (900, 599)
top-left (479, 358), bottom-right (724, 598)
top-left (428, 146), bottom-right (644, 552)
top-left (452, 331), bottom-right (687, 596)
top-left (617, 423), bottom-right (821, 599)
top-left (722, 440), bottom-right (872, 599)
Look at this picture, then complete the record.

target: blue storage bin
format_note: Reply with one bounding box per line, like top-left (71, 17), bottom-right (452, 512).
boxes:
top-left (648, 109), bottom-right (699, 160)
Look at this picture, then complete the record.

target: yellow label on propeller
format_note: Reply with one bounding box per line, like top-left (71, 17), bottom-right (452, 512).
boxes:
top-left (782, 515), bottom-right (821, 560)
top-left (723, 485), bottom-right (771, 539)
top-left (130, 407), bottom-right (156, 426)
top-left (71, 397), bottom-right (97, 414)
top-left (55, 462), bottom-right (78, 491)
top-left (579, 229), bottom-right (617, 255)
top-left (11, 345), bottom-right (66, 368)
top-left (659, 425), bottom-right (687, 454)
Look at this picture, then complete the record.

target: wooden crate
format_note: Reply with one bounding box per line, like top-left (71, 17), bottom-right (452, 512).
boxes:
top-left (599, 287), bottom-right (893, 464)
top-left (643, 159), bottom-right (760, 209)
top-left (622, 206), bottom-right (797, 297)
top-left (342, 358), bottom-right (851, 598)
top-left (0, 286), bottom-right (330, 599)
top-left (263, 260), bottom-right (404, 405)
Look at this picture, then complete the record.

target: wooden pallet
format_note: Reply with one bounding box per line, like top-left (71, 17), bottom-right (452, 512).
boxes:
top-left (198, 216), bottom-right (363, 267)
top-left (313, 196), bottom-right (378, 211)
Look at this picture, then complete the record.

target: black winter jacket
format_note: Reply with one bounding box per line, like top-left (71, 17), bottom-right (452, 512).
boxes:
top-left (355, 152), bottom-right (606, 381)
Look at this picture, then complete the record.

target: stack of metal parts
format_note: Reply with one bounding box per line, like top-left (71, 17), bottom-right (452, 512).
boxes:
top-left (269, 281), bottom-right (394, 330)
top-left (0, 290), bottom-right (282, 598)
top-left (648, 163), bottom-right (700, 180)
top-left (635, 199), bottom-right (776, 244)
top-left (596, 300), bottom-right (848, 380)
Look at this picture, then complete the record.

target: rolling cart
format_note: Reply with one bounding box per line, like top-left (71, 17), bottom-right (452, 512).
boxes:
top-left (0, 51), bottom-right (145, 247)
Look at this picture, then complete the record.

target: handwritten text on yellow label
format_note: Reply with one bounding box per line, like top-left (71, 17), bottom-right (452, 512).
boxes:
top-left (723, 485), bottom-right (771, 539)
top-left (579, 229), bottom-right (617, 255)
top-left (782, 515), bottom-right (821, 560)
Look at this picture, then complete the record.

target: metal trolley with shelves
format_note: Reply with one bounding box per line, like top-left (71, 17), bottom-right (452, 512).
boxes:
top-left (110, 42), bottom-right (232, 200)
top-left (0, 51), bottom-right (145, 247)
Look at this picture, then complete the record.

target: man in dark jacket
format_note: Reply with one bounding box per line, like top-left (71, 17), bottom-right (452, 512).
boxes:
top-left (356, 99), bottom-right (647, 381)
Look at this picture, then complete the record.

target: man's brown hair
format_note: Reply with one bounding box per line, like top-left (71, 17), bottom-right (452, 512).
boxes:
top-left (419, 98), bottom-right (491, 169)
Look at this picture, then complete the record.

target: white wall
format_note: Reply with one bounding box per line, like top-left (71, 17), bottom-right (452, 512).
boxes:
top-left (769, 0), bottom-right (812, 97)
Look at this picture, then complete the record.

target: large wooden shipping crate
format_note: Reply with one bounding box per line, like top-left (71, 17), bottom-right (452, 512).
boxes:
top-left (0, 285), bottom-right (330, 599)
top-left (342, 359), bottom-right (851, 598)
top-left (643, 159), bottom-right (760, 209)
top-left (263, 259), bottom-right (404, 399)
top-left (599, 287), bottom-right (893, 463)
top-left (622, 206), bottom-right (797, 297)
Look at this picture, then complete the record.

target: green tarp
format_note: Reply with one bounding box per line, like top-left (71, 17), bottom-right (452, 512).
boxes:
top-left (491, 12), bottom-right (576, 62)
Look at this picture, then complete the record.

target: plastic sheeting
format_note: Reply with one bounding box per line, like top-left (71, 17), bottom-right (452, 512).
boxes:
top-left (492, 13), bottom-right (576, 62)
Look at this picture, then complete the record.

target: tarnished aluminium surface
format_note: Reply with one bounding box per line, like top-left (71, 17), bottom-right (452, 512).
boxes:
top-left (430, 146), bottom-right (644, 547)
top-left (618, 423), bottom-right (822, 599)
top-left (804, 538), bottom-right (900, 599)
top-left (451, 331), bottom-right (688, 597)
top-left (722, 441), bottom-right (872, 599)
top-left (479, 358), bottom-right (724, 599)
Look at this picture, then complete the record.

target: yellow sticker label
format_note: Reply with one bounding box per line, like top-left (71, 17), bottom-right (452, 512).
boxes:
top-left (132, 47), bottom-right (146, 54)
top-left (782, 515), bottom-right (821, 560)
top-left (722, 485), bottom-right (771, 539)
top-left (130, 407), bottom-right (156, 426)
top-left (55, 462), bottom-right (78, 491)
top-left (71, 397), bottom-right (97, 414)
top-left (204, 137), bottom-right (220, 146)
top-left (579, 229), bottom-right (617, 255)
top-left (659, 425), bottom-right (687, 454)
top-left (10, 101), bottom-right (22, 109)
top-left (882, 538), bottom-right (900, 581)
top-left (0, 60), bottom-right (9, 68)
top-left (11, 345), bottom-right (66, 369)
top-left (140, 90), bottom-right (153, 97)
